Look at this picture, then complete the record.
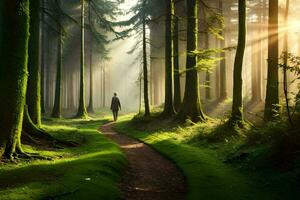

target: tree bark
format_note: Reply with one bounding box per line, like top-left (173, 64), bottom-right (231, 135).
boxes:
top-left (51, 13), bottom-right (62, 118)
top-left (0, 0), bottom-right (30, 159)
top-left (230, 0), bottom-right (246, 124)
top-left (264, 0), bottom-right (279, 121)
top-left (88, 2), bottom-right (94, 113)
top-left (143, 1), bottom-right (150, 116)
top-left (219, 0), bottom-right (227, 100)
top-left (163, 0), bottom-right (175, 116)
top-left (178, 0), bottom-right (205, 123)
top-left (27, 0), bottom-right (42, 126)
top-left (173, 16), bottom-right (181, 112)
top-left (41, 0), bottom-right (46, 114)
top-left (77, 0), bottom-right (88, 118)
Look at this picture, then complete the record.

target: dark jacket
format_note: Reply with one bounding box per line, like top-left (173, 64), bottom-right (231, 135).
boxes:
top-left (111, 96), bottom-right (121, 111)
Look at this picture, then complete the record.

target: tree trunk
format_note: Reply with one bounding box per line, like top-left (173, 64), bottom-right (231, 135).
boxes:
top-left (264, 0), bottom-right (279, 121)
top-left (88, 2), bottom-right (94, 113)
top-left (173, 16), bottom-right (181, 112)
top-left (204, 32), bottom-right (211, 101)
top-left (0, 0), bottom-right (30, 159)
top-left (230, 0), bottom-right (246, 124)
top-left (178, 0), bottom-right (205, 123)
top-left (143, 2), bottom-right (150, 116)
top-left (51, 15), bottom-right (62, 118)
top-left (77, 0), bottom-right (88, 118)
top-left (102, 63), bottom-right (106, 108)
top-left (27, 0), bottom-right (41, 126)
top-left (41, 0), bottom-right (46, 114)
top-left (283, 0), bottom-right (292, 125)
top-left (163, 0), bottom-right (175, 116)
top-left (218, 0), bottom-right (227, 100)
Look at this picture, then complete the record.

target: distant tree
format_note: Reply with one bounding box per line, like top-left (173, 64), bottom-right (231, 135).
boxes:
top-left (0, 0), bottom-right (30, 159)
top-left (178, 0), bottom-right (206, 122)
top-left (230, 0), bottom-right (246, 125)
top-left (264, 0), bottom-right (279, 121)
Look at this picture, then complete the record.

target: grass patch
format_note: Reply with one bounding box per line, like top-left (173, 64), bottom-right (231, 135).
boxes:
top-left (0, 117), bottom-right (126, 200)
top-left (114, 114), bottom-right (300, 200)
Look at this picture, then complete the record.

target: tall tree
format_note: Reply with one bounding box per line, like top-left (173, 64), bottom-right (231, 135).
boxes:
top-left (230, 0), bottom-right (246, 124)
top-left (283, 0), bottom-right (292, 125)
top-left (178, 0), bottom-right (205, 122)
top-left (27, 0), bottom-right (42, 126)
top-left (0, 0), bottom-right (30, 159)
top-left (51, 1), bottom-right (63, 118)
top-left (41, 0), bottom-right (47, 114)
top-left (173, 16), bottom-right (181, 112)
top-left (142, 0), bottom-right (150, 116)
top-left (87, 0), bottom-right (94, 113)
top-left (264, 0), bottom-right (279, 121)
top-left (76, 0), bottom-right (88, 118)
top-left (162, 0), bottom-right (175, 116)
top-left (219, 0), bottom-right (227, 100)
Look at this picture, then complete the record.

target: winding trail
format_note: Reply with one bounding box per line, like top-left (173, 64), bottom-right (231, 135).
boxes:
top-left (100, 122), bottom-right (186, 200)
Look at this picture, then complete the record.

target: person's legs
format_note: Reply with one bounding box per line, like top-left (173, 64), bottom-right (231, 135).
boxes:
top-left (115, 110), bottom-right (118, 121)
top-left (113, 111), bottom-right (116, 121)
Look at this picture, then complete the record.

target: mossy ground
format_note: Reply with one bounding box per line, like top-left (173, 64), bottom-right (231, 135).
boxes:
top-left (0, 117), bottom-right (126, 200)
top-left (114, 114), bottom-right (300, 200)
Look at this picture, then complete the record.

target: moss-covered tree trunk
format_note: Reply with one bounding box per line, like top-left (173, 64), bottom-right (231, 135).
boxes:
top-left (163, 0), bottom-right (175, 116)
top-left (143, 2), bottom-right (150, 116)
top-left (264, 0), bottom-right (279, 121)
top-left (87, 2), bottom-right (94, 113)
top-left (77, 0), bottom-right (88, 118)
top-left (51, 14), bottom-right (62, 118)
top-left (178, 0), bottom-right (205, 122)
top-left (173, 16), bottom-right (181, 112)
top-left (230, 0), bottom-right (246, 124)
top-left (27, 0), bottom-right (41, 126)
top-left (0, 0), bottom-right (30, 159)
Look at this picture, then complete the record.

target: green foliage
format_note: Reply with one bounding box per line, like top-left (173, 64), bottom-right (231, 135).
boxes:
top-left (278, 52), bottom-right (300, 113)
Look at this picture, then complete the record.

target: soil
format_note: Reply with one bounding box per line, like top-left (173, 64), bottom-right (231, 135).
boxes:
top-left (100, 122), bottom-right (186, 200)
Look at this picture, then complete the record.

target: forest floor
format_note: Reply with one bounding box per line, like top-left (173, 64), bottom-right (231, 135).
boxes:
top-left (0, 117), bottom-right (126, 200)
top-left (114, 114), bottom-right (300, 200)
top-left (100, 122), bottom-right (186, 200)
top-left (1, 111), bottom-right (299, 200)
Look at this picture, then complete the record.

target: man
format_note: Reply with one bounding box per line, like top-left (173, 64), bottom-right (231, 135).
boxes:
top-left (110, 93), bottom-right (121, 121)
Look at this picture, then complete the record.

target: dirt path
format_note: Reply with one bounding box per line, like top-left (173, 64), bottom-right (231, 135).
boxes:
top-left (100, 122), bottom-right (186, 200)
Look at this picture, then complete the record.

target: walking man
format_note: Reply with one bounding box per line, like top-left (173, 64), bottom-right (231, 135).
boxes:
top-left (111, 93), bottom-right (121, 121)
